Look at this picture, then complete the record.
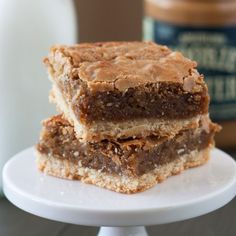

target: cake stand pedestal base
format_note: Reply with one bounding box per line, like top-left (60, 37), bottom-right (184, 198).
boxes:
top-left (98, 226), bottom-right (148, 236)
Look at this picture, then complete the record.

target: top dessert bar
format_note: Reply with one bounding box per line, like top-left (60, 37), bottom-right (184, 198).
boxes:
top-left (45, 42), bottom-right (209, 141)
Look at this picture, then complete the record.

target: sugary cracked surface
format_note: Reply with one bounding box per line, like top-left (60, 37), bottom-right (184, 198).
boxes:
top-left (45, 42), bottom-right (209, 124)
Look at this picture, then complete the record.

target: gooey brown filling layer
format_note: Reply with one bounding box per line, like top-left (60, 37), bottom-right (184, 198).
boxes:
top-left (37, 116), bottom-right (215, 177)
top-left (57, 78), bottom-right (209, 123)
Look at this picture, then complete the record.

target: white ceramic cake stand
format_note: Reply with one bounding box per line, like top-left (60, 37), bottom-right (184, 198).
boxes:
top-left (2, 147), bottom-right (236, 236)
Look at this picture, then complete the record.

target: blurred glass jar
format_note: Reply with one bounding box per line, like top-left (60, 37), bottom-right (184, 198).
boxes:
top-left (144, 0), bottom-right (236, 148)
top-left (0, 0), bottom-right (77, 195)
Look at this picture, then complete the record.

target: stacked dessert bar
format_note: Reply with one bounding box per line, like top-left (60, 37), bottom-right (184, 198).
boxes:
top-left (36, 42), bottom-right (220, 193)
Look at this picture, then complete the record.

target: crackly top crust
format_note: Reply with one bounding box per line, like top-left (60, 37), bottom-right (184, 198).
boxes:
top-left (44, 41), bottom-right (203, 92)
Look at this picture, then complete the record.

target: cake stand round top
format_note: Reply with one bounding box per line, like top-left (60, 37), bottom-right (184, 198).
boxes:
top-left (3, 147), bottom-right (236, 227)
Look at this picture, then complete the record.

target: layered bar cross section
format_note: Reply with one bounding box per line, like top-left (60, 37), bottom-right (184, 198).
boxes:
top-left (37, 41), bottom-right (221, 193)
top-left (45, 42), bottom-right (209, 141)
top-left (36, 115), bottom-right (219, 193)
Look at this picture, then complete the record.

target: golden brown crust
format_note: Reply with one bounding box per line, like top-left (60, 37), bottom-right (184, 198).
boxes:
top-left (45, 41), bottom-right (201, 92)
top-left (35, 148), bottom-right (211, 194)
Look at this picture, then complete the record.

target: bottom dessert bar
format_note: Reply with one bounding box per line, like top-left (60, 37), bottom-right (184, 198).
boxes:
top-left (36, 115), bottom-right (219, 193)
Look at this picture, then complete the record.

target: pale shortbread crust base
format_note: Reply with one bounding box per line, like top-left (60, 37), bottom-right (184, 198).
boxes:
top-left (50, 83), bottom-right (203, 141)
top-left (36, 148), bottom-right (210, 194)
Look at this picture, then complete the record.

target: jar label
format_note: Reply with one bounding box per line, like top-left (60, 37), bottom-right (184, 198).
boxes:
top-left (152, 20), bottom-right (236, 121)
